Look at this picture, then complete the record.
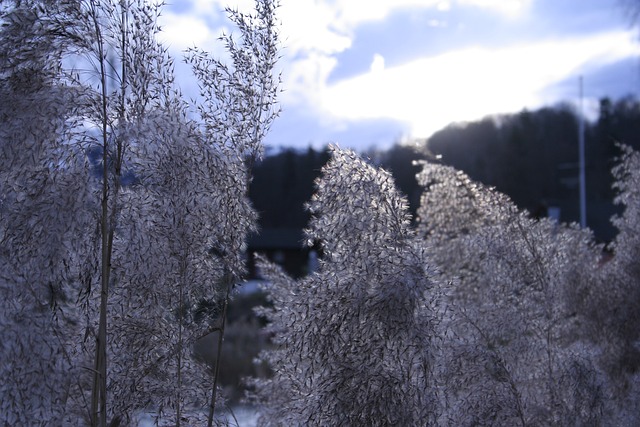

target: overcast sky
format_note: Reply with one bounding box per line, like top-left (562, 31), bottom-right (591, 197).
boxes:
top-left (159, 0), bottom-right (640, 151)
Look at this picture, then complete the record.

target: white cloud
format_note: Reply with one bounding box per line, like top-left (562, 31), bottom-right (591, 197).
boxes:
top-left (457, 0), bottom-right (532, 17)
top-left (159, 0), bottom-right (636, 150)
top-left (277, 0), bottom-right (448, 113)
top-left (428, 19), bottom-right (448, 27)
top-left (273, 0), bottom-right (533, 122)
top-left (318, 30), bottom-right (640, 139)
top-left (273, 0), bottom-right (427, 130)
top-left (330, 0), bottom-right (442, 28)
top-left (192, 0), bottom-right (255, 15)
top-left (283, 53), bottom-right (339, 106)
top-left (276, 0), bottom-right (445, 58)
top-left (279, 0), bottom-right (352, 56)
top-left (160, 0), bottom-right (449, 110)
top-left (370, 54), bottom-right (386, 73)
top-left (437, 1), bottom-right (452, 12)
top-left (157, 13), bottom-right (212, 50)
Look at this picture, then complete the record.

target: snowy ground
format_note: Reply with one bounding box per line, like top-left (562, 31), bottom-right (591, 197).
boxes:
top-left (221, 406), bottom-right (259, 427)
top-left (137, 406), bottom-right (258, 427)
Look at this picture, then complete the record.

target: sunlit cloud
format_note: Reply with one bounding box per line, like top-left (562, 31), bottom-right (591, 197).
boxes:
top-left (458, 0), bottom-right (532, 17)
top-left (157, 0), bottom-right (463, 107)
top-left (157, 13), bottom-right (212, 50)
top-left (370, 54), bottom-right (386, 74)
top-left (279, 0), bottom-right (353, 56)
top-left (166, 0), bottom-right (437, 57)
top-left (284, 53), bottom-right (338, 106)
top-left (186, 0), bottom-right (257, 15)
top-left (277, 0), bottom-right (447, 108)
top-left (329, 0), bottom-right (441, 28)
top-left (428, 19), bottom-right (448, 28)
top-left (437, 1), bottom-right (452, 12)
top-left (159, 0), bottom-right (640, 149)
top-left (318, 30), bottom-right (640, 139)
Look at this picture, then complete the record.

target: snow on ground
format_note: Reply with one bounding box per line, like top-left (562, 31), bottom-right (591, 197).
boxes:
top-left (137, 406), bottom-right (258, 427)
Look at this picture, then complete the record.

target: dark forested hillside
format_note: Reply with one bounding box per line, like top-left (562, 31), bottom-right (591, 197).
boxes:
top-left (248, 145), bottom-right (428, 230)
top-left (425, 96), bottom-right (640, 241)
top-left (249, 96), bottom-right (640, 242)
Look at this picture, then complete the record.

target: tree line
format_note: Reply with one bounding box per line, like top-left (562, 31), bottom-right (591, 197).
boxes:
top-left (249, 144), bottom-right (429, 230)
top-left (426, 98), bottom-right (640, 240)
top-left (252, 97), bottom-right (640, 243)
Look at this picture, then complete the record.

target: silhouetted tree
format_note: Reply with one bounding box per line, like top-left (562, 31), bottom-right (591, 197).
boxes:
top-left (424, 101), bottom-right (639, 240)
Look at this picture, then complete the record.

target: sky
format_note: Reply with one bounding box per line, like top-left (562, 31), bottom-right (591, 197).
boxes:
top-left (158, 0), bottom-right (640, 151)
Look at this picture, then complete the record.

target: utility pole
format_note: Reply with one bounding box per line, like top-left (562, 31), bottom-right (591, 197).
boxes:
top-left (578, 76), bottom-right (587, 228)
